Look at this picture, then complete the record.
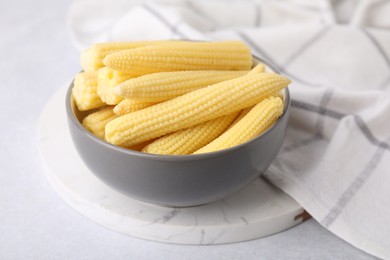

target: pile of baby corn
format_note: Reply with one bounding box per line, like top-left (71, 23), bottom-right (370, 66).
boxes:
top-left (72, 40), bottom-right (291, 155)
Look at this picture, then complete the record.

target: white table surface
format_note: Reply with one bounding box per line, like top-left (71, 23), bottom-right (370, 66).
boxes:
top-left (0, 0), bottom-right (378, 259)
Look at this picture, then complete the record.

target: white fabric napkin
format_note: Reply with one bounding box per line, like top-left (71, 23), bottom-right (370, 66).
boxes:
top-left (68, 0), bottom-right (390, 258)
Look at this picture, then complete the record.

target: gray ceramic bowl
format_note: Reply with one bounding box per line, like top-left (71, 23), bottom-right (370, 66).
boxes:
top-left (66, 57), bottom-right (290, 207)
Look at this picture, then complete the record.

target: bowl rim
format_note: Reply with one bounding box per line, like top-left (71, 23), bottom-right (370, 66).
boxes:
top-left (66, 56), bottom-right (291, 161)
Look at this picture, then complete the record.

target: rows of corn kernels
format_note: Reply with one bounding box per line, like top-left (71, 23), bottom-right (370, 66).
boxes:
top-left (72, 40), bottom-right (291, 155)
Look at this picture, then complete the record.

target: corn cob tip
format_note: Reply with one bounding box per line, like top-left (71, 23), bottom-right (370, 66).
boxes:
top-left (265, 72), bottom-right (291, 85)
top-left (103, 55), bottom-right (119, 69)
top-left (286, 77), bottom-right (292, 85)
top-left (248, 63), bottom-right (265, 75)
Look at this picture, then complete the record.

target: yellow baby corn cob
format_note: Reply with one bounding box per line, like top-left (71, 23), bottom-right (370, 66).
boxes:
top-left (80, 41), bottom-right (171, 72)
top-left (97, 67), bottom-right (136, 105)
top-left (105, 67), bottom-right (290, 147)
top-left (72, 71), bottom-right (105, 111)
top-left (115, 70), bottom-right (248, 102)
top-left (227, 106), bottom-right (253, 129)
top-left (82, 106), bottom-right (117, 139)
top-left (194, 97), bottom-right (284, 154)
top-left (113, 99), bottom-right (156, 116)
top-left (142, 112), bottom-right (239, 155)
top-left (248, 63), bottom-right (265, 75)
top-left (103, 41), bottom-right (252, 74)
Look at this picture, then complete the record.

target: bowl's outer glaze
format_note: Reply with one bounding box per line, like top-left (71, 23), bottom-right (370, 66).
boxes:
top-left (66, 60), bottom-right (290, 207)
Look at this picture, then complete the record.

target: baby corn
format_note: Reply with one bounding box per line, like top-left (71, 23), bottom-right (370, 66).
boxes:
top-left (227, 106), bottom-right (253, 129)
top-left (103, 41), bottom-right (252, 74)
top-left (97, 67), bottom-right (135, 105)
top-left (194, 97), bottom-right (284, 154)
top-left (113, 99), bottom-right (156, 116)
top-left (82, 106), bottom-right (117, 139)
top-left (105, 67), bottom-right (290, 147)
top-left (142, 112), bottom-right (239, 155)
top-left (115, 70), bottom-right (248, 102)
top-left (72, 71), bottom-right (105, 111)
top-left (80, 41), bottom-right (171, 72)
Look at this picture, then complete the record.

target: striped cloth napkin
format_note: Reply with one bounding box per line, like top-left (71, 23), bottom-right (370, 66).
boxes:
top-left (68, 0), bottom-right (390, 258)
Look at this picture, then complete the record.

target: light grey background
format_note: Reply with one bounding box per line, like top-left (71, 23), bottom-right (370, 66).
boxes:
top-left (0, 0), bottom-right (377, 259)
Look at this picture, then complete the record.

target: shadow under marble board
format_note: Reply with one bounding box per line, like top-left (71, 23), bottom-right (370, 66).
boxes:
top-left (37, 87), bottom-right (304, 245)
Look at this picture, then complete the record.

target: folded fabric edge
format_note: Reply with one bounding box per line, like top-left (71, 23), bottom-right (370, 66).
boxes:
top-left (266, 165), bottom-right (389, 259)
